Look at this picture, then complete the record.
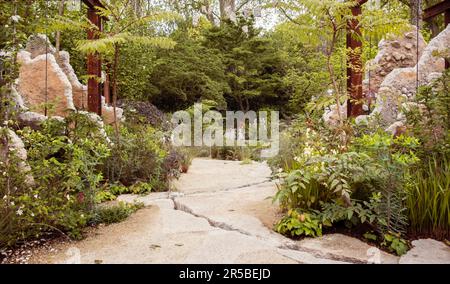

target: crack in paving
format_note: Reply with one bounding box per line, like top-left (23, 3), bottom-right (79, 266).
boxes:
top-left (170, 196), bottom-right (364, 264)
top-left (172, 179), bottom-right (274, 197)
top-left (171, 198), bottom-right (252, 236)
top-left (278, 243), bottom-right (367, 264)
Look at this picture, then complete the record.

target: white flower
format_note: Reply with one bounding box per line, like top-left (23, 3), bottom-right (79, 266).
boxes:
top-left (66, 195), bottom-right (70, 201)
top-left (10, 15), bottom-right (21, 23)
top-left (10, 201), bottom-right (14, 206)
top-left (16, 209), bottom-right (23, 216)
top-left (303, 146), bottom-right (313, 156)
top-left (34, 194), bottom-right (39, 199)
top-left (30, 212), bottom-right (35, 217)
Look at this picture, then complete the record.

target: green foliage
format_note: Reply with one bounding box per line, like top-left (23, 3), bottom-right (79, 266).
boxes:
top-left (203, 16), bottom-right (292, 112)
top-left (318, 194), bottom-right (382, 228)
top-left (381, 232), bottom-right (409, 256)
top-left (270, 22), bottom-right (333, 112)
top-left (405, 70), bottom-right (450, 158)
top-left (129, 181), bottom-right (154, 194)
top-left (211, 144), bottom-right (263, 161)
top-left (95, 190), bottom-right (117, 204)
top-left (91, 202), bottom-right (144, 225)
top-left (0, 113), bottom-right (110, 246)
top-left (401, 71), bottom-right (450, 239)
top-left (275, 210), bottom-right (322, 238)
top-left (363, 231), bottom-right (378, 241)
top-left (271, 116), bottom-right (423, 249)
top-left (406, 157), bottom-right (450, 239)
top-left (147, 33), bottom-right (229, 110)
top-left (102, 123), bottom-right (168, 188)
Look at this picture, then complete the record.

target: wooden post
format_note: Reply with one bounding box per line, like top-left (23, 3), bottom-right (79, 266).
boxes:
top-left (346, 2), bottom-right (366, 118)
top-left (87, 7), bottom-right (102, 115)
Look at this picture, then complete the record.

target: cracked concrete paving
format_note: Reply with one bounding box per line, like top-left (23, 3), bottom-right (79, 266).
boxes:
top-left (30, 158), bottom-right (404, 264)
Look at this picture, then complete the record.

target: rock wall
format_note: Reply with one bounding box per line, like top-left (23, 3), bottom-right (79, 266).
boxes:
top-left (0, 128), bottom-right (34, 186)
top-left (15, 34), bottom-right (123, 125)
top-left (365, 24), bottom-right (450, 128)
top-left (363, 26), bottom-right (426, 96)
top-left (57, 51), bottom-right (88, 110)
top-left (17, 50), bottom-right (76, 117)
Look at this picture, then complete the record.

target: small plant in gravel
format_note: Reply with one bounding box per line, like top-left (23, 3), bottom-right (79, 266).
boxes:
top-left (91, 202), bottom-right (144, 225)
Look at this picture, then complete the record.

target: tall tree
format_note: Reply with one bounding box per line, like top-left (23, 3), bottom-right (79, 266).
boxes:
top-left (204, 16), bottom-right (291, 111)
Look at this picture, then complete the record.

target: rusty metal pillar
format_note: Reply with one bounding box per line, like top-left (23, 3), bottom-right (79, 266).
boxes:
top-left (87, 7), bottom-right (102, 115)
top-left (347, 2), bottom-right (365, 118)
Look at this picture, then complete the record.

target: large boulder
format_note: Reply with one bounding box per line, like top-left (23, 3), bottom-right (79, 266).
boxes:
top-left (25, 34), bottom-right (57, 59)
top-left (101, 97), bottom-right (124, 125)
top-left (57, 51), bottom-right (88, 110)
top-left (369, 24), bottom-right (450, 127)
top-left (363, 25), bottom-right (426, 96)
top-left (15, 34), bottom-right (123, 125)
top-left (323, 103), bottom-right (347, 126)
top-left (17, 111), bottom-right (48, 130)
top-left (0, 127), bottom-right (34, 186)
top-left (17, 50), bottom-right (76, 117)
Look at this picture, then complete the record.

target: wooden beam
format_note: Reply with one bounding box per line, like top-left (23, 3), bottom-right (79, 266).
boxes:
top-left (347, 3), bottom-right (364, 118)
top-left (82, 0), bottom-right (105, 9)
top-left (82, 0), bottom-right (108, 21)
top-left (423, 0), bottom-right (450, 20)
top-left (87, 6), bottom-right (102, 115)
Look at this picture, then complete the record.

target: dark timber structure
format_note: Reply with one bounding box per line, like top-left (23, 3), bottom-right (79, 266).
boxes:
top-left (346, 0), bottom-right (368, 118)
top-left (423, 0), bottom-right (450, 69)
top-left (82, 0), bottom-right (106, 115)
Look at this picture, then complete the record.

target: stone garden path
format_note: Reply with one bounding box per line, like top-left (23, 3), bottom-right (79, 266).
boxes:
top-left (30, 159), bottom-right (449, 264)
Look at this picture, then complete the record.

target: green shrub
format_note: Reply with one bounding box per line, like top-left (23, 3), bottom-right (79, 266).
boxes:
top-left (406, 157), bottom-right (450, 239)
top-left (318, 194), bottom-right (381, 228)
top-left (401, 71), bottom-right (450, 239)
top-left (272, 120), bottom-right (420, 244)
top-left (275, 210), bottom-right (322, 238)
top-left (1, 115), bottom-right (110, 247)
top-left (95, 190), bottom-right (117, 204)
top-left (102, 123), bottom-right (168, 188)
top-left (381, 232), bottom-right (409, 256)
top-left (91, 202), bottom-right (144, 225)
top-left (274, 151), bottom-right (382, 211)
